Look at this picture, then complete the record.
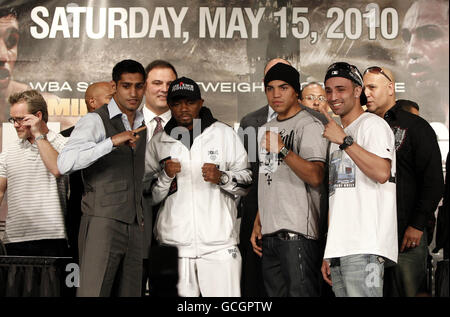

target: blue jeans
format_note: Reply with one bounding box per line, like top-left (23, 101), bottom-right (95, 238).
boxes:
top-left (261, 234), bottom-right (321, 297)
top-left (330, 254), bottom-right (385, 297)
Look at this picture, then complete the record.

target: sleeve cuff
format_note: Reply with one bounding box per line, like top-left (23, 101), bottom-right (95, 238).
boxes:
top-left (102, 137), bottom-right (114, 153)
top-left (160, 169), bottom-right (175, 185)
top-left (409, 212), bottom-right (428, 232)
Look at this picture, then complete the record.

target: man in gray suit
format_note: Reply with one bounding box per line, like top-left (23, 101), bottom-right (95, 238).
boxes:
top-left (238, 58), bottom-right (290, 296)
top-left (58, 60), bottom-right (148, 296)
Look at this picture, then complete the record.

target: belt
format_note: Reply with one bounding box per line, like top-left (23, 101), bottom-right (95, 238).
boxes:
top-left (329, 258), bottom-right (340, 267)
top-left (329, 256), bottom-right (385, 267)
top-left (263, 231), bottom-right (304, 241)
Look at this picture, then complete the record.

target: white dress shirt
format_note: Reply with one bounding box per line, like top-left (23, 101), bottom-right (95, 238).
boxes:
top-left (57, 98), bottom-right (145, 175)
top-left (142, 105), bottom-right (171, 141)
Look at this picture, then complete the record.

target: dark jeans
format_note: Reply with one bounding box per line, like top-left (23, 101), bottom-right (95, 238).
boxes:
top-left (383, 231), bottom-right (428, 297)
top-left (5, 239), bottom-right (69, 257)
top-left (261, 233), bottom-right (321, 297)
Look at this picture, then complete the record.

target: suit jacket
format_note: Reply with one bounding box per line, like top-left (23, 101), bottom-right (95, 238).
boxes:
top-left (238, 105), bottom-right (269, 248)
top-left (142, 179), bottom-right (153, 259)
top-left (238, 104), bottom-right (269, 297)
top-left (60, 126), bottom-right (82, 261)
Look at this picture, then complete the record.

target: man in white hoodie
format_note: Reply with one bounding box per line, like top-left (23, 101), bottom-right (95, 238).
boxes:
top-left (145, 76), bottom-right (252, 297)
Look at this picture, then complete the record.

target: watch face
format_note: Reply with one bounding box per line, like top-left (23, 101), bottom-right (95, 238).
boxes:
top-left (345, 136), bottom-right (354, 145)
top-left (280, 147), bottom-right (289, 158)
top-left (220, 173), bottom-right (229, 184)
top-left (340, 136), bottom-right (353, 150)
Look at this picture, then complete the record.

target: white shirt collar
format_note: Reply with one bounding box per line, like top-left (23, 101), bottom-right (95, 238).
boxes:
top-left (142, 105), bottom-right (171, 125)
top-left (108, 97), bottom-right (145, 129)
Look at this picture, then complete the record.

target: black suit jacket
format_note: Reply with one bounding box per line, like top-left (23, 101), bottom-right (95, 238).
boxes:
top-left (60, 126), bottom-right (83, 262)
top-left (238, 105), bottom-right (269, 297)
top-left (238, 105), bottom-right (269, 242)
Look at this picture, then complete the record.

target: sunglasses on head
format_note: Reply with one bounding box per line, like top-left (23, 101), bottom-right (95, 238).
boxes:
top-left (364, 66), bottom-right (392, 82)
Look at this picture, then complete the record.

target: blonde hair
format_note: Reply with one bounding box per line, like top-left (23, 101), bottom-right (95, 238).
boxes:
top-left (8, 90), bottom-right (48, 122)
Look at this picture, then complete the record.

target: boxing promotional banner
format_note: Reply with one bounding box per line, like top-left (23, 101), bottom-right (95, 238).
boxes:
top-left (0, 0), bottom-right (448, 160)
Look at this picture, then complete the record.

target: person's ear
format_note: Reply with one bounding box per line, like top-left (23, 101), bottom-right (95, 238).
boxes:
top-left (35, 110), bottom-right (43, 120)
top-left (354, 86), bottom-right (362, 99)
top-left (388, 82), bottom-right (395, 96)
top-left (88, 97), bottom-right (96, 108)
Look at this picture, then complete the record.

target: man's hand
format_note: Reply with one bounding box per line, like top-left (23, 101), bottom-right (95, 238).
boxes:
top-left (321, 260), bottom-right (333, 286)
top-left (317, 102), bottom-right (330, 115)
top-left (261, 131), bottom-right (284, 153)
top-left (164, 159), bottom-right (181, 178)
top-left (111, 126), bottom-right (146, 148)
top-left (400, 226), bottom-right (424, 252)
top-left (22, 114), bottom-right (48, 138)
top-left (201, 163), bottom-right (221, 184)
top-left (250, 213), bottom-right (263, 257)
top-left (319, 107), bottom-right (347, 145)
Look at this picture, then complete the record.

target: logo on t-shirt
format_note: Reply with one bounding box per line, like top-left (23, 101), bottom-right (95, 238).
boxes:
top-left (329, 150), bottom-right (356, 195)
top-left (259, 153), bottom-right (278, 185)
top-left (392, 126), bottom-right (407, 151)
top-left (228, 247), bottom-right (238, 259)
top-left (259, 128), bottom-right (295, 186)
top-left (280, 129), bottom-right (294, 151)
top-left (207, 149), bottom-right (219, 161)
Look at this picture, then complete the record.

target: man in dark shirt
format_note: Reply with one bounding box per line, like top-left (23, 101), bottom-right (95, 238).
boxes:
top-left (396, 99), bottom-right (420, 116)
top-left (363, 66), bottom-right (444, 297)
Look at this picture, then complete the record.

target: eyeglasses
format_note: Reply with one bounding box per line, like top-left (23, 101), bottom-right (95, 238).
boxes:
top-left (364, 66), bottom-right (392, 82)
top-left (8, 112), bottom-right (38, 125)
top-left (304, 95), bottom-right (327, 103)
top-left (8, 117), bottom-right (27, 125)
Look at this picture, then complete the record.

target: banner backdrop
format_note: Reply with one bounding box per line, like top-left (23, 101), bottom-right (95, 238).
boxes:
top-left (0, 0), bottom-right (448, 218)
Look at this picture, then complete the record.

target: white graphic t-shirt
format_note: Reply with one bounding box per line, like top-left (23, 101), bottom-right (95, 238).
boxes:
top-left (324, 112), bottom-right (398, 263)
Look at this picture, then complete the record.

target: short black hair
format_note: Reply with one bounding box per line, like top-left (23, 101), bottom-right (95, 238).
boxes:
top-left (144, 60), bottom-right (178, 78)
top-left (0, 7), bottom-right (18, 19)
top-left (397, 99), bottom-right (419, 112)
top-left (112, 59), bottom-right (146, 83)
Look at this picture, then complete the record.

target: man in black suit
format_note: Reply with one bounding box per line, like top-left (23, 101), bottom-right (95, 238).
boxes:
top-left (238, 58), bottom-right (290, 297)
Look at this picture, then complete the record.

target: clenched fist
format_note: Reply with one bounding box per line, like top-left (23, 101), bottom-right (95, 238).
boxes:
top-left (165, 158), bottom-right (181, 178)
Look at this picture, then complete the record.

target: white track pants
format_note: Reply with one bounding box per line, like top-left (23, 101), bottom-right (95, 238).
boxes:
top-left (177, 246), bottom-right (241, 297)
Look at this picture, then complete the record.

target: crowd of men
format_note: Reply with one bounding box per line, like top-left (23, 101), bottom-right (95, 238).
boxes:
top-left (0, 55), bottom-right (446, 298)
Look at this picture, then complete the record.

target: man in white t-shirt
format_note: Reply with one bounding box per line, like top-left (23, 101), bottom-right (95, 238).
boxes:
top-left (319, 62), bottom-right (398, 297)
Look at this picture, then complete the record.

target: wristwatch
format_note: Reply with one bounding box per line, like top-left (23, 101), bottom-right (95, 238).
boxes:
top-left (339, 135), bottom-right (354, 150)
top-left (35, 134), bottom-right (47, 142)
top-left (219, 172), bottom-right (229, 186)
top-left (278, 146), bottom-right (290, 159)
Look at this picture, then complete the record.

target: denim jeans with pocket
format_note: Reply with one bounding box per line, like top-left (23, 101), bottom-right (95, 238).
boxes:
top-left (261, 234), bottom-right (322, 297)
top-left (330, 254), bottom-right (385, 297)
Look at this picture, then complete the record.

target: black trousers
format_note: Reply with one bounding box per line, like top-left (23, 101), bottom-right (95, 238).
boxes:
top-left (262, 234), bottom-right (322, 297)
